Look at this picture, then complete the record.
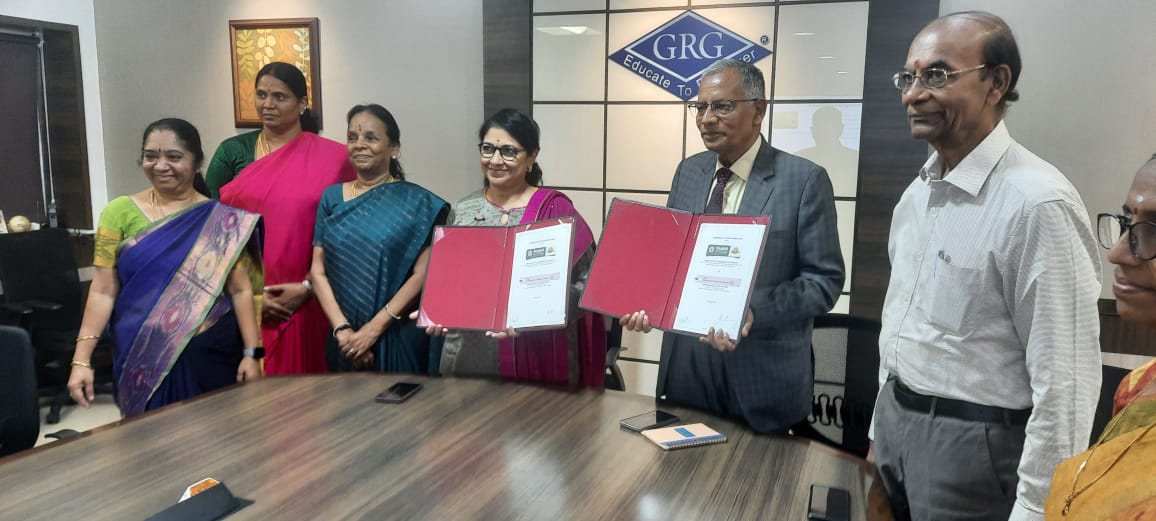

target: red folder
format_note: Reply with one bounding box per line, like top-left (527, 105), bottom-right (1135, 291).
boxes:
top-left (579, 198), bottom-right (769, 335)
top-left (418, 217), bottom-right (575, 331)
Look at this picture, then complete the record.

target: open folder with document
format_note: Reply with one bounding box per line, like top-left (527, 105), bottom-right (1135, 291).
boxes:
top-left (579, 199), bottom-right (768, 337)
top-left (418, 217), bottom-right (575, 331)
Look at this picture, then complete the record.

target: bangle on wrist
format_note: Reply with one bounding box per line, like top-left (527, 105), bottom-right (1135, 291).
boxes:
top-left (75, 335), bottom-right (100, 343)
top-left (332, 323), bottom-right (353, 338)
top-left (384, 304), bottom-right (402, 321)
top-left (301, 279), bottom-right (314, 293)
top-left (71, 360), bottom-right (93, 369)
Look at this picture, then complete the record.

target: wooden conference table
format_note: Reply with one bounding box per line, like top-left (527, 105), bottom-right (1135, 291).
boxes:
top-left (0, 375), bottom-right (885, 520)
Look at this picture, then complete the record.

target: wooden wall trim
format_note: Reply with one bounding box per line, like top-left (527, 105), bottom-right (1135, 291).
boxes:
top-left (847, 0), bottom-right (939, 321)
top-left (482, 0), bottom-right (532, 118)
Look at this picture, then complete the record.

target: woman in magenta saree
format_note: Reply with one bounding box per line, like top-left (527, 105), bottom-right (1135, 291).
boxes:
top-left (436, 109), bottom-right (605, 388)
top-left (212, 62), bottom-right (356, 374)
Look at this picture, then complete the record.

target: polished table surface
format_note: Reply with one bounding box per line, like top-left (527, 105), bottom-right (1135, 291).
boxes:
top-left (0, 375), bottom-right (884, 520)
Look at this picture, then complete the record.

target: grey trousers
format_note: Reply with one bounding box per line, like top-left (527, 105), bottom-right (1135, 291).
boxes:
top-left (873, 380), bottom-right (1026, 521)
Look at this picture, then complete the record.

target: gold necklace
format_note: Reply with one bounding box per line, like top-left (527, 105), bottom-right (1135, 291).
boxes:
top-left (1063, 401), bottom-right (1156, 515)
top-left (257, 131), bottom-right (277, 158)
top-left (150, 189), bottom-right (167, 219)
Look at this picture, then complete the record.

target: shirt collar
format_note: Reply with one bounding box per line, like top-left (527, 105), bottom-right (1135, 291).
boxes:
top-left (918, 120), bottom-right (1011, 197)
top-left (714, 138), bottom-right (762, 183)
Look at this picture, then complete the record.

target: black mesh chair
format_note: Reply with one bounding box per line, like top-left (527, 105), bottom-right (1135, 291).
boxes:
top-left (792, 313), bottom-right (882, 458)
top-left (0, 326), bottom-right (39, 457)
top-left (0, 229), bottom-right (113, 424)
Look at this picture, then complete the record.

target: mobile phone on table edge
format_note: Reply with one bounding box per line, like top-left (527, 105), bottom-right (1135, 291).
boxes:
top-left (620, 410), bottom-right (681, 432)
top-left (808, 484), bottom-right (851, 521)
top-left (375, 382), bottom-right (423, 403)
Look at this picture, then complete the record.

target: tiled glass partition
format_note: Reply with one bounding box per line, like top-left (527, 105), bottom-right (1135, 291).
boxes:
top-left (532, 0), bottom-right (869, 395)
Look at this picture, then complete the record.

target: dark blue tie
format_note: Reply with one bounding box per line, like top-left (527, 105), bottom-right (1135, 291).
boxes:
top-left (705, 168), bottom-right (733, 214)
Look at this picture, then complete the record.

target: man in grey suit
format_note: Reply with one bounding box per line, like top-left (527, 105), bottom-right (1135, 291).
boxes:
top-left (622, 59), bottom-right (845, 433)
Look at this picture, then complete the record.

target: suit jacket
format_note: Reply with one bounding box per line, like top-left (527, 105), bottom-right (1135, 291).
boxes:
top-left (658, 139), bottom-right (845, 432)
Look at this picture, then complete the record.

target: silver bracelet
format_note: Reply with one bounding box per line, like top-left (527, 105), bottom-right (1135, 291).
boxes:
top-left (301, 279), bottom-right (314, 293)
top-left (384, 304), bottom-right (402, 321)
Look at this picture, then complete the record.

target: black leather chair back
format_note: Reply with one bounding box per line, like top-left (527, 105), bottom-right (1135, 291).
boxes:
top-left (0, 325), bottom-right (39, 457)
top-left (0, 228), bottom-right (84, 335)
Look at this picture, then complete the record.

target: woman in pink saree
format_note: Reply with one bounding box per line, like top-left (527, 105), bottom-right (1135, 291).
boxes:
top-left (207, 62), bottom-right (355, 374)
top-left (429, 109), bottom-right (605, 388)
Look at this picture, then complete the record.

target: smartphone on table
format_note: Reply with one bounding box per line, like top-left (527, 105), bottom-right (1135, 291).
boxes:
top-left (375, 382), bottom-right (423, 403)
top-left (620, 410), bottom-right (681, 432)
top-left (808, 484), bottom-right (851, 521)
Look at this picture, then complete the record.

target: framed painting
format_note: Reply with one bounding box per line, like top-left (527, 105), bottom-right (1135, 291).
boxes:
top-left (229, 18), bottom-right (321, 128)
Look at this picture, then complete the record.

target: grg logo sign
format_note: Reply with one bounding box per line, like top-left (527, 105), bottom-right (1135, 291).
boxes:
top-left (609, 10), bottom-right (772, 101)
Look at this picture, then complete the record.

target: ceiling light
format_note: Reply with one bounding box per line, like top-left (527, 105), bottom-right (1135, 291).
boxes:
top-left (794, 32), bottom-right (816, 36)
top-left (818, 56), bottom-right (836, 59)
top-left (535, 26), bottom-right (596, 36)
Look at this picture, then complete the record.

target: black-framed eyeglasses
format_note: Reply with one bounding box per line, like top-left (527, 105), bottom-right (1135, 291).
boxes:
top-left (687, 99), bottom-right (761, 116)
top-left (1098, 213), bottom-right (1156, 260)
top-left (891, 64), bottom-right (986, 91)
top-left (478, 142), bottom-right (524, 161)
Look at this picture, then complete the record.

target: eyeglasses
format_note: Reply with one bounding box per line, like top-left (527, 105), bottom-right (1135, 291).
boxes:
top-left (687, 99), bottom-right (761, 116)
top-left (891, 64), bottom-right (986, 91)
top-left (1098, 213), bottom-right (1156, 260)
top-left (478, 142), bottom-right (524, 161)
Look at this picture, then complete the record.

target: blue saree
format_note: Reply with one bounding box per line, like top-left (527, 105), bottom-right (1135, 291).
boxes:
top-left (314, 181), bottom-right (448, 373)
top-left (110, 201), bottom-right (261, 417)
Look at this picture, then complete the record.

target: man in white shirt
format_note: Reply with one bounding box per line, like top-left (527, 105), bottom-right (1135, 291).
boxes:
top-left (870, 11), bottom-right (1101, 521)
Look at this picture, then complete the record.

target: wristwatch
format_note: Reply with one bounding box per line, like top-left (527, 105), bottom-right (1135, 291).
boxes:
top-left (333, 323), bottom-right (353, 338)
top-left (243, 347), bottom-right (265, 359)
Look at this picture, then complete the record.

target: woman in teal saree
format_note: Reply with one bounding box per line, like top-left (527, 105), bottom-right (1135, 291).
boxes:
top-left (311, 104), bottom-right (448, 373)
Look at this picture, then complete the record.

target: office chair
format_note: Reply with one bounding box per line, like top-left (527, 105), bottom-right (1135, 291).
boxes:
top-left (791, 313), bottom-right (882, 459)
top-left (0, 326), bottom-right (40, 457)
top-left (0, 228), bottom-right (113, 424)
top-left (1091, 364), bottom-right (1132, 445)
top-left (605, 320), bottom-right (627, 391)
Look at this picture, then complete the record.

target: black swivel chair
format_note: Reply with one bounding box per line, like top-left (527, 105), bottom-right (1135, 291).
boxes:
top-left (1091, 363), bottom-right (1132, 445)
top-left (605, 320), bottom-right (627, 391)
top-left (792, 313), bottom-right (882, 458)
top-left (0, 326), bottom-right (40, 457)
top-left (0, 228), bottom-right (113, 424)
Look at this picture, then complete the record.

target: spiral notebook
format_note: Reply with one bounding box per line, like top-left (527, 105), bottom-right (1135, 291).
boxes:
top-left (641, 423), bottom-right (727, 450)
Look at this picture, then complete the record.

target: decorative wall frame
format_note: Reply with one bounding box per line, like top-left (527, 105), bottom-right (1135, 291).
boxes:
top-left (228, 17), bottom-right (320, 128)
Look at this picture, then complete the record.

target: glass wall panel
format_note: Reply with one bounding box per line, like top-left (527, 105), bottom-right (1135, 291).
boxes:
top-left (560, 189), bottom-right (606, 236)
top-left (774, 2), bottom-right (868, 100)
top-left (534, 0), bottom-right (606, 14)
top-left (606, 105), bottom-right (684, 191)
top-left (771, 103), bottom-right (862, 198)
top-left (534, 14), bottom-right (607, 101)
top-left (535, 104), bottom-right (605, 189)
top-left (836, 200), bottom-right (855, 292)
top-left (611, 0), bottom-right (685, 9)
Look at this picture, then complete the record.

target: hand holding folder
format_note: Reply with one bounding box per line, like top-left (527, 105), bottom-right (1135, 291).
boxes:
top-left (418, 217), bottom-right (576, 332)
top-left (580, 199), bottom-right (769, 338)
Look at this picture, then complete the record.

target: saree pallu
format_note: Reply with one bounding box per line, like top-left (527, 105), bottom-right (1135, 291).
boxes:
top-left (499, 189), bottom-right (605, 388)
top-left (220, 132), bottom-right (356, 374)
top-left (110, 201), bottom-right (261, 417)
top-left (318, 181), bottom-right (448, 373)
